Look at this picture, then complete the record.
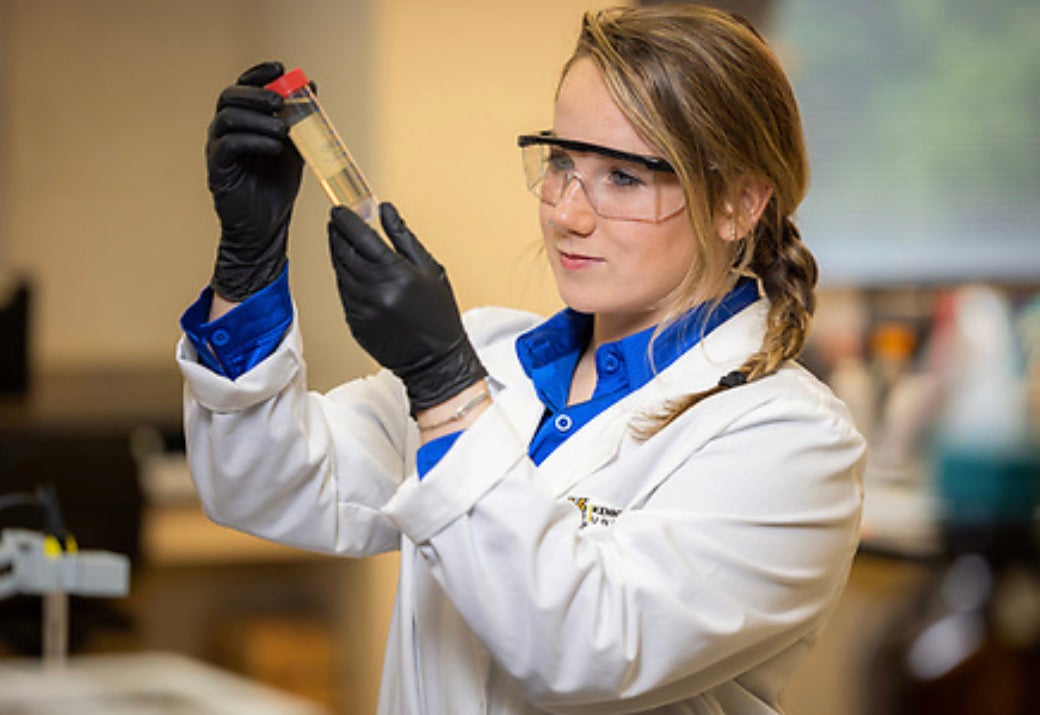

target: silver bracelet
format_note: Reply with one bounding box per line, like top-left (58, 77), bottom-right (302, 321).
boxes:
top-left (416, 390), bottom-right (491, 432)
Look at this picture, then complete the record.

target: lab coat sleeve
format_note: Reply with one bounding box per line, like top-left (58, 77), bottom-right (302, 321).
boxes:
top-left (382, 373), bottom-right (866, 713)
top-left (177, 315), bottom-right (411, 556)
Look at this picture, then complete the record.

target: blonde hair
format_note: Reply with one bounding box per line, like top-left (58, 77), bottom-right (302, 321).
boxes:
top-left (560, 5), bottom-right (818, 436)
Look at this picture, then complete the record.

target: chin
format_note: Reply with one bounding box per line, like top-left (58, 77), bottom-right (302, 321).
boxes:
top-left (556, 289), bottom-right (611, 316)
top-left (553, 281), bottom-right (591, 312)
top-left (552, 270), bottom-right (633, 316)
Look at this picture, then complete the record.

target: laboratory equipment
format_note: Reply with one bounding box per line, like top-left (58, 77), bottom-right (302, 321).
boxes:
top-left (865, 286), bottom-right (1040, 714)
top-left (265, 68), bottom-right (378, 222)
top-left (1, 486), bottom-right (129, 668)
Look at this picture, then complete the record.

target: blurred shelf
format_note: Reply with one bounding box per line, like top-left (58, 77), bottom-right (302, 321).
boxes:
top-left (0, 365), bottom-right (184, 436)
top-left (142, 503), bottom-right (330, 567)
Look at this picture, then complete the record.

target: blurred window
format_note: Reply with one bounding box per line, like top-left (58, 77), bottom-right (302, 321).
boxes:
top-left (773, 0), bottom-right (1040, 284)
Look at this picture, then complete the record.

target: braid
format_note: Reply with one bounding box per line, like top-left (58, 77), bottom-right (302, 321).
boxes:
top-left (741, 216), bottom-right (817, 381)
top-left (633, 215), bottom-right (817, 440)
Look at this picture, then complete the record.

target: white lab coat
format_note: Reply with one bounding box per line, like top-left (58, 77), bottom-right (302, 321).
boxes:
top-left (177, 299), bottom-right (865, 714)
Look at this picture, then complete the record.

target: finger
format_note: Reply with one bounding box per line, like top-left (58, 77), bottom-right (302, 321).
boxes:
top-left (328, 234), bottom-right (389, 323)
top-left (216, 84), bottom-right (284, 114)
top-left (329, 206), bottom-right (396, 265)
top-left (237, 61), bottom-right (285, 87)
top-left (209, 133), bottom-right (286, 170)
top-left (327, 213), bottom-right (403, 304)
top-left (210, 106), bottom-right (287, 141)
top-left (209, 107), bottom-right (287, 145)
top-left (379, 203), bottom-right (437, 269)
top-left (328, 218), bottom-right (378, 283)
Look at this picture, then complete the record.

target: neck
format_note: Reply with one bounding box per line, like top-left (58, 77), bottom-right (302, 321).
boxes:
top-left (567, 312), bottom-right (654, 407)
top-left (590, 309), bottom-right (665, 350)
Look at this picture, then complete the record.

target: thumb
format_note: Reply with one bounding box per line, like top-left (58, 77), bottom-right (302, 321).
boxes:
top-left (379, 203), bottom-right (437, 270)
top-left (330, 205), bottom-right (394, 265)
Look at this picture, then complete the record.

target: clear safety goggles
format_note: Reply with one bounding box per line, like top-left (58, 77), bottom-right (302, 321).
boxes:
top-left (517, 131), bottom-right (686, 223)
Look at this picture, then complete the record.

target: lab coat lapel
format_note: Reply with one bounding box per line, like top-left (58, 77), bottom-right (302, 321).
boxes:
top-left (535, 406), bottom-right (630, 495)
top-left (530, 344), bottom-right (717, 498)
top-left (481, 325), bottom-right (632, 494)
top-left (480, 332), bottom-right (547, 447)
top-left (535, 300), bottom-right (770, 498)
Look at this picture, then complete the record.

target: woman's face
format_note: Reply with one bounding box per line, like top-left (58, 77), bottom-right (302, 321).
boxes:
top-left (542, 57), bottom-right (698, 339)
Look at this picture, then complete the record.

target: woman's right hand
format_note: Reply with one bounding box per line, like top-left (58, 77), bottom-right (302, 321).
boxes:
top-left (206, 61), bottom-right (304, 302)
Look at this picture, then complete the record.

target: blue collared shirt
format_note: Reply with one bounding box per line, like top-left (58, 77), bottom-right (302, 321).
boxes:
top-left (417, 278), bottom-right (760, 475)
top-left (180, 265), bottom-right (294, 380)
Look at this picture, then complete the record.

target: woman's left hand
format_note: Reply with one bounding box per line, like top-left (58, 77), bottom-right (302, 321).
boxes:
top-left (328, 203), bottom-right (487, 415)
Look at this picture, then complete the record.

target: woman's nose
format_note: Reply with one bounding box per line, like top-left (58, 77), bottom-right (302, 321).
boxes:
top-left (551, 176), bottom-right (597, 235)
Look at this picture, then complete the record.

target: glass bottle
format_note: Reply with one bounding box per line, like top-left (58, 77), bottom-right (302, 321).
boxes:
top-left (265, 67), bottom-right (378, 223)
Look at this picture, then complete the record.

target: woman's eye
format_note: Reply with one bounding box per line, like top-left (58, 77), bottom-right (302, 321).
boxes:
top-left (608, 167), bottom-right (646, 187)
top-left (546, 150), bottom-right (574, 173)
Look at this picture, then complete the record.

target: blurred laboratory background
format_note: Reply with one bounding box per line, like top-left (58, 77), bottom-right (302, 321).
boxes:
top-left (1, 0), bottom-right (1038, 713)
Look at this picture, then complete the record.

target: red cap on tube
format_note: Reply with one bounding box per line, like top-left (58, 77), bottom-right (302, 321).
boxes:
top-left (265, 67), bottom-right (309, 97)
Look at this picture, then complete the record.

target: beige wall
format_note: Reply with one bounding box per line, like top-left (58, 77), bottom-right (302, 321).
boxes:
top-left (370, 0), bottom-right (607, 318)
top-left (0, 0), bottom-right (375, 389)
top-left (0, 0), bottom-right (618, 391)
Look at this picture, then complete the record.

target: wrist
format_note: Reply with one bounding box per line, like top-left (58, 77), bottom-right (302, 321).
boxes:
top-left (401, 347), bottom-right (489, 416)
top-left (415, 380), bottom-right (491, 443)
top-left (212, 231), bottom-right (289, 302)
top-left (209, 293), bottom-right (241, 322)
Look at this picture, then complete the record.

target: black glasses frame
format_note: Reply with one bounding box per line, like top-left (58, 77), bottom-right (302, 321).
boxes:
top-left (517, 131), bottom-right (675, 174)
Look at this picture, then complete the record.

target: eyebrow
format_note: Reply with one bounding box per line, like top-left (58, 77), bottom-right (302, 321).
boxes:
top-left (517, 130), bottom-right (675, 173)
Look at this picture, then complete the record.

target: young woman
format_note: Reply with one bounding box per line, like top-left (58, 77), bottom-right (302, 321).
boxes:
top-left (181, 6), bottom-right (865, 713)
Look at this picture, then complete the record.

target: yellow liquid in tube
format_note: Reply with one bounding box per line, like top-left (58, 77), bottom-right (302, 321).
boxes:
top-left (286, 106), bottom-right (378, 223)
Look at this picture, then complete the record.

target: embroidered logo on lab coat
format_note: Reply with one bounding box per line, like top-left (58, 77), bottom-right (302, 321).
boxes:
top-left (568, 496), bottom-right (622, 528)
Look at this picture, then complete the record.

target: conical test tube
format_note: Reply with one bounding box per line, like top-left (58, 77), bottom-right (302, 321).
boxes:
top-left (266, 67), bottom-right (378, 223)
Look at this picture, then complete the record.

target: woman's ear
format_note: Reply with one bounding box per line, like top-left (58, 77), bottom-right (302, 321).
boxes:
top-left (714, 177), bottom-right (774, 242)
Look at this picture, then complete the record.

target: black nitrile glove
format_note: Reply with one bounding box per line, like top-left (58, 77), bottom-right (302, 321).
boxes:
top-left (328, 203), bottom-right (488, 415)
top-left (207, 61), bottom-right (304, 301)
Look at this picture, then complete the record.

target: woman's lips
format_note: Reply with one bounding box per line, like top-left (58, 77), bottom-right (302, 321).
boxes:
top-left (558, 249), bottom-right (603, 271)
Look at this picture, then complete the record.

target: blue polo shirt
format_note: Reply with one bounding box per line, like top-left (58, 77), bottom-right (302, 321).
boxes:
top-left (416, 277), bottom-right (760, 475)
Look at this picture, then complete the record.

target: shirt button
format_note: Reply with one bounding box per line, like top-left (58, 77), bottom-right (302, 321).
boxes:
top-left (211, 329), bottom-right (231, 346)
top-left (554, 414), bottom-right (573, 432)
top-left (601, 353), bottom-right (621, 374)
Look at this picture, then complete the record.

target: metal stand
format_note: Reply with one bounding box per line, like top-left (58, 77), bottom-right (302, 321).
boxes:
top-left (42, 588), bottom-right (69, 668)
top-left (0, 529), bottom-right (128, 665)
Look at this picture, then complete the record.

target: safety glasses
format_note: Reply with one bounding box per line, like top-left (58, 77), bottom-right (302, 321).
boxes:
top-left (517, 131), bottom-right (686, 223)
